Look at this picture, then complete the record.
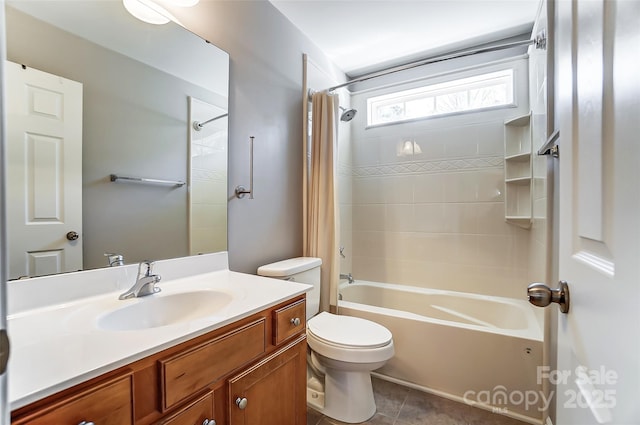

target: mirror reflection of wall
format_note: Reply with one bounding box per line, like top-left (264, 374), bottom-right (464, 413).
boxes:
top-left (5, 3), bottom-right (229, 279)
top-left (188, 97), bottom-right (228, 256)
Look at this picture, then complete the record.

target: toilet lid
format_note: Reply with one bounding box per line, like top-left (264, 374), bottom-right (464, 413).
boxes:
top-left (307, 312), bottom-right (392, 349)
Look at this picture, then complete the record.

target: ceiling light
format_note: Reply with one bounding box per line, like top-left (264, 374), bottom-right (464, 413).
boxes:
top-left (165, 0), bottom-right (200, 7)
top-left (123, 0), bottom-right (171, 25)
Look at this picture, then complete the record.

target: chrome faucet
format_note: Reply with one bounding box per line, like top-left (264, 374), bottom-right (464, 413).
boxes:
top-left (104, 252), bottom-right (125, 267)
top-left (340, 273), bottom-right (354, 284)
top-left (119, 260), bottom-right (161, 300)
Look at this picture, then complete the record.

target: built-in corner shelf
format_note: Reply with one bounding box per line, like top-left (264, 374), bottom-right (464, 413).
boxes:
top-left (504, 113), bottom-right (532, 229)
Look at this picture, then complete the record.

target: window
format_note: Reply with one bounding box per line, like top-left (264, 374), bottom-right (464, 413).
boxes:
top-left (367, 69), bottom-right (514, 126)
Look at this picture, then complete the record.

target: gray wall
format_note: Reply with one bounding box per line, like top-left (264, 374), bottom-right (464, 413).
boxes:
top-left (6, 7), bottom-right (224, 270)
top-left (165, 0), bottom-right (345, 273)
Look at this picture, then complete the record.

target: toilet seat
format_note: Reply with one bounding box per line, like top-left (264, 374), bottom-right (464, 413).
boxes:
top-left (307, 312), bottom-right (394, 364)
top-left (308, 312), bottom-right (392, 348)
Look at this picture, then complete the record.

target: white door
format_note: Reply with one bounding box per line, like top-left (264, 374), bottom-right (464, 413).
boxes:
top-left (6, 61), bottom-right (83, 279)
top-left (1, 32), bottom-right (10, 425)
top-left (554, 0), bottom-right (640, 424)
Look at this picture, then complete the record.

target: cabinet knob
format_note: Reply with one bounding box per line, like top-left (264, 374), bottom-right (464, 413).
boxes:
top-left (290, 317), bottom-right (301, 326)
top-left (202, 420), bottom-right (216, 425)
top-left (78, 422), bottom-right (95, 425)
top-left (236, 397), bottom-right (248, 410)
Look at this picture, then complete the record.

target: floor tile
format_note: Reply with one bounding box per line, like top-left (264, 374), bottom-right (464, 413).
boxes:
top-left (372, 377), bottom-right (410, 419)
top-left (308, 377), bottom-right (530, 425)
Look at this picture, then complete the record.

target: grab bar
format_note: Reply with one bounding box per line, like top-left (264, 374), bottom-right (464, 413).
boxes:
top-left (235, 136), bottom-right (254, 199)
top-left (110, 174), bottom-right (185, 187)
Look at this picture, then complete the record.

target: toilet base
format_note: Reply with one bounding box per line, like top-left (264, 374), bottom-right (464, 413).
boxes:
top-left (307, 364), bottom-right (376, 424)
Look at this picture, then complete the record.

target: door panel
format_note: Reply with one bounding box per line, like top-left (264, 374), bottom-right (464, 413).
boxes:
top-left (228, 337), bottom-right (306, 425)
top-left (1, 14), bottom-right (9, 423)
top-left (555, 0), bottom-right (640, 423)
top-left (6, 61), bottom-right (83, 279)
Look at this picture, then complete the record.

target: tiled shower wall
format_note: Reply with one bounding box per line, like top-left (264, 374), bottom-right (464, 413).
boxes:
top-left (342, 58), bottom-right (535, 299)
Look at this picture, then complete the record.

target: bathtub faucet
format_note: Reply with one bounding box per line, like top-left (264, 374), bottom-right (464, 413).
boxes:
top-left (340, 273), bottom-right (354, 284)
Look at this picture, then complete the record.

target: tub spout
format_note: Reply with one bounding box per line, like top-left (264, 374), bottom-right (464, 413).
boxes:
top-left (340, 273), bottom-right (354, 284)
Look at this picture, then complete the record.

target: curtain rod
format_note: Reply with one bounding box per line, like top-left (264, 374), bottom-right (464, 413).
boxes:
top-left (193, 113), bottom-right (228, 131)
top-left (328, 33), bottom-right (546, 92)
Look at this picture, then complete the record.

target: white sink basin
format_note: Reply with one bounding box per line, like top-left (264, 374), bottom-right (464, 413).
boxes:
top-left (97, 290), bottom-right (232, 331)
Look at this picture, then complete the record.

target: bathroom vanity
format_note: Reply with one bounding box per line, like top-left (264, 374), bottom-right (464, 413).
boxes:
top-left (8, 253), bottom-right (310, 425)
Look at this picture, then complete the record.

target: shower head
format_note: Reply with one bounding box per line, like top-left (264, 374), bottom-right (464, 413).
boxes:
top-left (339, 106), bottom-right (357, 122)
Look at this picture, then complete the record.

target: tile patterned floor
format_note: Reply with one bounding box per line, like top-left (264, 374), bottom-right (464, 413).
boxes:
top-left (307, 377), bottom-right (529, 425)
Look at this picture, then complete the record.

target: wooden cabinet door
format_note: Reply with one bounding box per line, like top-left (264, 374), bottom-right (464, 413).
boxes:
top-left (228, 336), bottom-right (307, 425)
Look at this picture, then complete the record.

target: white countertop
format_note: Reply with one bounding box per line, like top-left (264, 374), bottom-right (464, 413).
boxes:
top-left (7, 255), bottom-right (311, 410)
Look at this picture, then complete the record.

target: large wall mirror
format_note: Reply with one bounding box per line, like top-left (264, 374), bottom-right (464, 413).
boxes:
top-left (5, 1), bottom-right (229, 280)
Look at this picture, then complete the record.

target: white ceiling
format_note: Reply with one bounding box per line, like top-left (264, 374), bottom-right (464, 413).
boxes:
top-left (270, 0), bottom-right (541, 76)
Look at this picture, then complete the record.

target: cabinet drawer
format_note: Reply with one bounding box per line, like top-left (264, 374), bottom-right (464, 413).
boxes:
top-left (160, 319), bottom-right (266, 411)
top-left (14, 372), bottom-right (133, 425)
top-left (272, 299), bottom-right (306, 345)
top-left (159, 391), bottom-right (214, 425)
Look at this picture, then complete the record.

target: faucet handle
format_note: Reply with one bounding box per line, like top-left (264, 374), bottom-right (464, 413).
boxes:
top-left (138, 260), bottom-right (155, 277)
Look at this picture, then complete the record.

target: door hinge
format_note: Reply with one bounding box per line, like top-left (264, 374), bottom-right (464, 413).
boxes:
top-left (0, 329), bottom-right (10, 375)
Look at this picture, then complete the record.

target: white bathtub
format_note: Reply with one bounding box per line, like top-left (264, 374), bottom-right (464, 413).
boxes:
top-left (338, 280), bottom-right (544, 424)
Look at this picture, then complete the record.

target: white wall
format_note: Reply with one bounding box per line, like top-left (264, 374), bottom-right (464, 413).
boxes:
top-left (165, 1), bottom-right (345, 273)
top-left (348, 58), bottom-right (532, 299)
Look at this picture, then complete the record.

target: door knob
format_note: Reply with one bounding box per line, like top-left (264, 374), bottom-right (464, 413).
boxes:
top-left (66, 231), bottom-right (80, 241)
top-left (527, 281), bottom-right (570, 313)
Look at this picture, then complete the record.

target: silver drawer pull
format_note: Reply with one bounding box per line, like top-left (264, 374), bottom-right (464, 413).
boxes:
top-left (203, 419), bottom-right (216, 425)
top-left (290, 317), bottom-right (301, 326)
top-left (236, 397), bottom-right (248, 410)
top-left (78, 422), bottom-right (95, 425)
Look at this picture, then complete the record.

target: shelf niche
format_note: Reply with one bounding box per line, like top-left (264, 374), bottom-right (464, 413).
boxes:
top-left (504, 113), bottom-right (532, 229)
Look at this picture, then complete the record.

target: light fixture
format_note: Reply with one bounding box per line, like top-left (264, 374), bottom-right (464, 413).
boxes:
top-left (166, 0), bottom-right (200, 6)
top-left (123, 0), bottom-right (171, 25)
top-left (397, 139), bottom-right (422, 157)
top-left (122, 0), bottom-right (200, 25)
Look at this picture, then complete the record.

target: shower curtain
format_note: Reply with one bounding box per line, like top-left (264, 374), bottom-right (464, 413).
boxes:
top-left (303, 91), bottom-right (340, 313)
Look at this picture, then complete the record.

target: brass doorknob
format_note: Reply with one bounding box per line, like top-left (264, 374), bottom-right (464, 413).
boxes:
top-left (66, 231), bottom-right (80, 241)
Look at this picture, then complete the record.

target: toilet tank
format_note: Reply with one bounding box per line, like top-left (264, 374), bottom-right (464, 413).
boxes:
top-left (257, 257), bottom-right (322, 320)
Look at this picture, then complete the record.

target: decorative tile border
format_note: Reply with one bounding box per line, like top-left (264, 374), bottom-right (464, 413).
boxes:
top-left (351, 156), bottom-right (503, 177)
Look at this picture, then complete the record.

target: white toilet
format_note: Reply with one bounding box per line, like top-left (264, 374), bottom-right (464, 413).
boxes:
top-left (257, 257), bottom-right (394, 424)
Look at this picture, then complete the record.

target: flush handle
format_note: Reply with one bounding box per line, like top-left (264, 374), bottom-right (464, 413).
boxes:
top-left (527, 281), bottom-right (570, 313)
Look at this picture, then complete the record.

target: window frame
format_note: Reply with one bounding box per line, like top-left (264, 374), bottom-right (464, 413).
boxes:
top-left (366, 68), bottom-right (516, 128)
